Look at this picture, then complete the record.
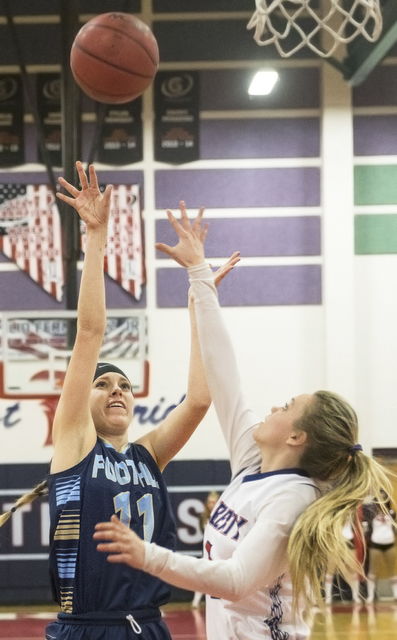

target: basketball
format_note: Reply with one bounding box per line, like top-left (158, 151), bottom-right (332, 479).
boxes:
top-left (70, 12), bottom-right (159, 104)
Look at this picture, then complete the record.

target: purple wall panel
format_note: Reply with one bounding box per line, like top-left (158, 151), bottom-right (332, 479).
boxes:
top-left (353, 66), bottom-right (397, 107)
top-left (354, 116), bottom-right (397, 156)
top-left (201, 118), bottom-right (320, 159)
top-left (156, 217), bottom-right (321, 258)
top-left (0, 269), bottom-right (146, 310)
top-left (156, 265), bottom-right (322, 307)
top-left (104, 273), bottom-right (147, 309)
top-left (0, 170), bottom-right (143, 185)
top-left (200, 68), bottom-right (320, 111)
top-left (155, 168), bottom-right (320, 210)
top-left (0, 270), bottom-right (64, 310)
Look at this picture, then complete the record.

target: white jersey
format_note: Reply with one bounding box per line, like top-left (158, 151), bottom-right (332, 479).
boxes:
top-left (342, 521), bottom-right (354, 541)
top-left (143, 263), bottom-right (320, 640)
top-left (371, 513), bottom-right (395, 546)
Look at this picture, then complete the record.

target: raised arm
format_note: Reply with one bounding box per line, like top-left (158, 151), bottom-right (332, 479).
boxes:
top-left (50, 162), bottom-right (112, 474)
top-left (155, 203), bottom-right (259, 476)
top-left (136, 208), bottom-right (240, 470)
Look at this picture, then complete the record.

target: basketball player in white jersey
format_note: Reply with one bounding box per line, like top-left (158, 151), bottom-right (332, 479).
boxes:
top-left (94, 204), bottom-right (394, 640)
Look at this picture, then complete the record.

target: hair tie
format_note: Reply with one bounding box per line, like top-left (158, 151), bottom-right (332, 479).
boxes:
top-left (10, 506), bottom-right (16, 513)
top-left (349, 444), bottom-right (363, 455)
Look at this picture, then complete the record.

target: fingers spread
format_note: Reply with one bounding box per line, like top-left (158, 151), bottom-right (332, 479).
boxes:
top-left (106, 554), bottom-right (126, 564)
top-left (76, 161), bottom-right (89, 190)
top-left (56, 192), bottom-right (78, 208)
top-left (93, 529), bottom-right (118, 540)
top-left (179, 201), bottom-right (193, 233)
top-left (58, 177), bottom-right (80, 199)
top-left (155, 242), bottom-right (173, 257)
top-left (96, 541), bottom-right (123, 553)
top-left (200, 222), bottom-right (209, 243)
top-left (88, 164), bottom-right (99, 190)
top-left (103, 184), bottom-right (113, 205)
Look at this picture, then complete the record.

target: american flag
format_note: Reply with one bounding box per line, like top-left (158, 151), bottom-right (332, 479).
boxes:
top-left (81, 184), bottom-right (145, 300)
top-left (0, 184), bottom-right (64, 301)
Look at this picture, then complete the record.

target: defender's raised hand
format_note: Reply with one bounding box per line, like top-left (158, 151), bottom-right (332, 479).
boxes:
top-left (213, 252), bottom-right (241, 288)
top-left (188, 251), bottom-right (241, 304)
top-left (56, 161), bottom-right (112, 230)
top-left (155, 201), bottom-right (208, 268)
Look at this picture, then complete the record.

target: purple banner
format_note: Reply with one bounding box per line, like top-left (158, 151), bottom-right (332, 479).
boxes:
top-left (156, 216), bottom-right (321, 258)
top-left (0, 269), bottom-right (146, 311)
top-left (155, 167), bottom-right (320, 209)
top-left (354, 115), bottom-right (397, 156)
top-left (156, 265), bottom-right (322, 307)
top-left (200, 118), bottom-right (320, 160)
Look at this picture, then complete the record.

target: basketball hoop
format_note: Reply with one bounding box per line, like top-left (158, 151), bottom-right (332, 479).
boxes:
top-left (247, 0), bottom-right (383, 58)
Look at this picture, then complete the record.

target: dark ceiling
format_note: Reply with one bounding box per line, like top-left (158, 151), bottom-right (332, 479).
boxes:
top-left (0, 0), bottom-right (396, 85)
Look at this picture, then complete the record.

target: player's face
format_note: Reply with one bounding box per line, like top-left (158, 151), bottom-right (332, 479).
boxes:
top-left (90, 372), bottom-right (134, 435)
top-left (253, 393), bottom-right (313, 450)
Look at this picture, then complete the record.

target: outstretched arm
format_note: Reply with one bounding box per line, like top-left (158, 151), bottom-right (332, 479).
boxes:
top-left (156, 202), bottom-right (260, 476)
top-left (136, 207), bottom-right (240, 470)
top-left (94, 487), bottom-right (313, 601)
top-left (51, 162), bottom-right (112, 474)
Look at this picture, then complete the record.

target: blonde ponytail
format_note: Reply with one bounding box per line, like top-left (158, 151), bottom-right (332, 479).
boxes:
top-left (0, 480), bottom-right (48, 528)
top-left (288, 390), bottom-right (396, 608)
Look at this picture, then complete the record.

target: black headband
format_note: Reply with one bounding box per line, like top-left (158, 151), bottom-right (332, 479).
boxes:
top-left (93, 362), bottom-right (130, 384)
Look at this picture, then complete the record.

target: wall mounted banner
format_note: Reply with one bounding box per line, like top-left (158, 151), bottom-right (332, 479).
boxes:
top-left (80, 185), bottom-right (145, 300)
top-left (97, 98), bottom-right (143, 165)
top-left (154, 71), bottom-right (200, 164)
top-left (0, 185), bottom-right (64, 301)
top-left (36, 73), bottom-right (62, 167)
top-left (0, 75), bottom-right (24, 167)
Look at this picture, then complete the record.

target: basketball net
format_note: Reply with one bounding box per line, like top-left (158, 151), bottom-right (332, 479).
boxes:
top-left (247, 0), bottom-right (383, 58)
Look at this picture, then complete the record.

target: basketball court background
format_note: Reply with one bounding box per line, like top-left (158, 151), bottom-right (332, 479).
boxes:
top-left (0, 0), bottom-right (396, 629)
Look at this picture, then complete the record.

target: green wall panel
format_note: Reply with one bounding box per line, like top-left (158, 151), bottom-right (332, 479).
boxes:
top-left (355, 214), bottom-right (397, 254)
top-left (354, 165), bottom-right (397, 205)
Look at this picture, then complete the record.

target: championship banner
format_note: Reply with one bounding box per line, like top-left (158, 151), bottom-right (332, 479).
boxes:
top-left (97, 99), bottom-right (143, 165)
top-left (36, 73), bottom-right (62, 167)
top-left (0, 185), bottom-right (64, 301)
top-left (154, 71), bottom-right (200, 164)
top-left (80, 184), bottom-right (145, 300)
top-left (0, 75), bottom-right (24, 167)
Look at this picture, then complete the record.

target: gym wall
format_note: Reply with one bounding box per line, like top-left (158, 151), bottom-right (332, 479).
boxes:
top-left (0, 0), bottom-right (396, 603)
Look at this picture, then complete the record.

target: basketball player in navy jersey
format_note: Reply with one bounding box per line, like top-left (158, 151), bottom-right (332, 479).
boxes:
top-left (95, 203), bottom-right (394, 640)
top-left (0, 163), bottom-right (238, 640)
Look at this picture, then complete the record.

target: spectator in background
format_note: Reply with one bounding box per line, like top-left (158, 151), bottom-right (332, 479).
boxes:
top-left (325, 519), bottom-right (362, 604)
top-left (364, 491), bottom-right (397, 603)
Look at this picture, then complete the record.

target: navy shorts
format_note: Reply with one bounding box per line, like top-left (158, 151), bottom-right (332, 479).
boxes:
top-left (45, 610), bottom-right (172, 640)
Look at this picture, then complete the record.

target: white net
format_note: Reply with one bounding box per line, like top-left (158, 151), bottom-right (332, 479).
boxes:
top-left (247, 0), bottom-right (383, 58)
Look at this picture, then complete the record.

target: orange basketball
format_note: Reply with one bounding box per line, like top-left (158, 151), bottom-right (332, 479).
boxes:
top-left (70, 12), bottom-right (159, 104)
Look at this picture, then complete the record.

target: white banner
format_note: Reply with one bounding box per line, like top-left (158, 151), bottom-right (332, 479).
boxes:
top-left (0, 184), bottom-right (63, 301)
top-left (80, 184), bottom-right (145, 300)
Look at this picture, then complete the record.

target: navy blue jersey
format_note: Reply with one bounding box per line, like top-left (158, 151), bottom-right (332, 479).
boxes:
top-left (47, 438), bottom-right (176, 614)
